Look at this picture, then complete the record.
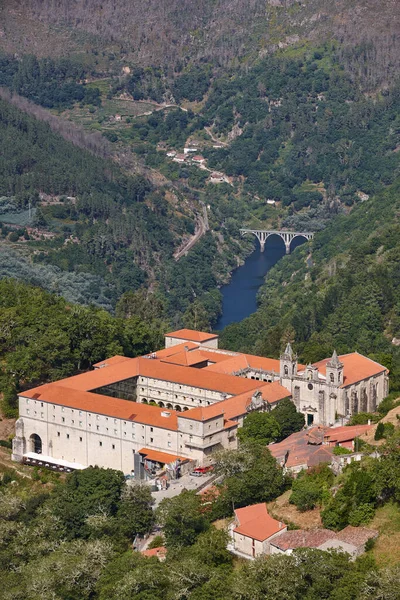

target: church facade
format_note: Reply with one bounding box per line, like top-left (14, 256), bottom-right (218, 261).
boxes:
top-left (12, 329), bottom-right (388, 474)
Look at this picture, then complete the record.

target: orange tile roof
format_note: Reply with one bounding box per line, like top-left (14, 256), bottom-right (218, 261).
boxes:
top-left (324, 424), bottom-right (373, 444)
top-left (136, 358), bottom-right (261, 395)
top-left (20, 384), bottom-right (178, 430)
top-left (141, 546), bottom-right (167, 559)
top-left (51, 358), bottom-right (140, 391)
top-left (93, 355), bottom-right (131, 368)
top-left (233, 503), bottom-right (286, 541)
top-left (153, 341), bottom-right (199, 358)
top-left (165, 329), bottom-right (218, 343)
top-left (179, 381), bottom-right (290, 423)
top-left (313, 352), bottom-right (387, 387)
top-left (139, 448), bottom-right (187, 463)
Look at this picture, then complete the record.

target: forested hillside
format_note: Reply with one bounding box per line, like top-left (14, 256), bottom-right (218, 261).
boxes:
top-left (220, 176), bottom-right (400, 390)
top-left (2, 1), bottom-right (400, 88)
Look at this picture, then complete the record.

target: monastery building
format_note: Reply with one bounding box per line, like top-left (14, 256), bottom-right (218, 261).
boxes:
top-left (12, 329), bottom-right (388, 475)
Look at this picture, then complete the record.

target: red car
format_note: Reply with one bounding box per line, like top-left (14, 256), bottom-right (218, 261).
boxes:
top-left (193, 465), bottom-right (214, 475)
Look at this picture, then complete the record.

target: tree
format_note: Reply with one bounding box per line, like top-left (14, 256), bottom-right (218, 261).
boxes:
top-left (116, 483), bottom-right (155, 539)
top-left (272, 398), bottom-right (305, 441)
top-left (375, 422), bottom-right (385, 440)
top-left (156, 490), bottom-right (208, 548)
top-left (214, 443), bottom-right (286, 509)
top-left (237, 412), bottom-right (281, 445)
top-left (51, 467), bottom-right (125, 539)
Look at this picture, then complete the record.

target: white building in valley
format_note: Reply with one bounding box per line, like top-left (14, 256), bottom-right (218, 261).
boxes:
top-left (12, 330), bottom-right (388, 475)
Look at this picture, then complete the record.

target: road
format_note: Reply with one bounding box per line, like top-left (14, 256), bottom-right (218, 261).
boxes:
top-left (173, 203), bottom-right (209, 260)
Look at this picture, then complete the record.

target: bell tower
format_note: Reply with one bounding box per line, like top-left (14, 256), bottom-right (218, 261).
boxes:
top-left (326, 350), bottom-right (344, 386)
top-left (280, 343), bottom-right (298, 380)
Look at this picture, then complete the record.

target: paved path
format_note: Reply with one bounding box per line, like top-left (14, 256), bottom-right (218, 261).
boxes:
top-left (151, 472), bottom-right (215, 507)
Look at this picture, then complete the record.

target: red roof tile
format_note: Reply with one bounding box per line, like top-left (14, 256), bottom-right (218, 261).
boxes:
top-left (313, 353), bottom-right (387, 387)
top-left (139, 448), bottom-right (187, 463)
top-left (323, 425), bottom-right (373, 444)
top-left (20, 385), bottom-right (178, 430)
top-left (165, 329), bottom-right (218, 343)
top-left (233, 503), bottom-right (286, 542)
top-left (141, 546), bottom-right (167, 559)
top-left (270, 529), bottom-right (335, 551)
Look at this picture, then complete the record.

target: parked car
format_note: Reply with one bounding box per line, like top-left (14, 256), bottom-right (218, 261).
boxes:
top-left (192, 466), bottom-right (214, 476)
top-left (190, 470), bottom-right (203, 477)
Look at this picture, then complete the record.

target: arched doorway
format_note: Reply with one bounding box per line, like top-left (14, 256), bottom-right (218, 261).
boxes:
top-left (30, 433), bottom-right (42, 454)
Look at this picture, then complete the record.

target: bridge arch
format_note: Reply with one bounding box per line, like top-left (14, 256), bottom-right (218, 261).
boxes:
top-left (240, 229), bottom-right (313, 254)
top-left (289, 234), bottom-right (309, 253)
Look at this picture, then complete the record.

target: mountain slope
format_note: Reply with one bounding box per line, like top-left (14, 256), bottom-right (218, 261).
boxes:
top-left (1, 1), bottom-right (400, 87)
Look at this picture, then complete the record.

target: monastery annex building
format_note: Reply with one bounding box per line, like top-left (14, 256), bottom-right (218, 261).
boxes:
top-left (12, 329), bottom-right (388, 474)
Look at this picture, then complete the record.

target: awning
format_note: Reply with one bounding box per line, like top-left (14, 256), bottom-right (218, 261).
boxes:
top-left (23, 452), bottom-right (86, 470)
top-left (139, 448), bottom-right (187, 465)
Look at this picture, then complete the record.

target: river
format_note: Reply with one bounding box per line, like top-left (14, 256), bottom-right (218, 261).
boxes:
top-left (215, 235), bottom-right (306, 330)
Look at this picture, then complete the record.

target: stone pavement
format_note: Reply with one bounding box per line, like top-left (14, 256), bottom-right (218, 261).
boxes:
top-left (151, 472), bottom-right (216, 507)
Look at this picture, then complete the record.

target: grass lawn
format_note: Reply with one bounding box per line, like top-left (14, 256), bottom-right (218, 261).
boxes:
top-left (370, 502), bottom-right (400, 567)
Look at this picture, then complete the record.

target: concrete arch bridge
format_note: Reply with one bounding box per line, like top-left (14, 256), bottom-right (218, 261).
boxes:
top-left (240, 229), bottom-right (314, 254)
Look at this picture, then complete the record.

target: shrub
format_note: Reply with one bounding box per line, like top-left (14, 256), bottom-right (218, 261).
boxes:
top-left (147, 534), bottom-right (165, 549)
top-left (348, 503), bottom-right (375, 526)
top-left (8, 231), bottom-right (19, 242)
top-left (333, 446), bottom-right (351, 455)
top-left (375, 422), bottom-right (385, 440)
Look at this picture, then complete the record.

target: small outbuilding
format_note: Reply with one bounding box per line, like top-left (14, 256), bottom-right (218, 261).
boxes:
top-left (229, 503), bottom-right (287, 558)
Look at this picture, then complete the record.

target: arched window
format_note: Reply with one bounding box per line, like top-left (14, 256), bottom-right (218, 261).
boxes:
top-left (166, 403), bottom-right (173, 410)
top-left (30, 433), bottom-right (42, 454)
top-left (141, 398), bottom-right (148, 404)
top-left (174, 405), bottom-right (182, 412)
top-left (284, 366), bottom-right (289, 376)
top-left (330, 373), bottom-right (334, 383)
top-left (158, 402), bottom-right (164, 408)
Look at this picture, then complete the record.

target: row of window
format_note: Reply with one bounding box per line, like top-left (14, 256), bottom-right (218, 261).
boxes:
top-left (55, 432), bottom-right (173, 449)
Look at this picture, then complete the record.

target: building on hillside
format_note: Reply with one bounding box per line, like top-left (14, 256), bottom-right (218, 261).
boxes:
top-left (280, 344), bottom-right (388, 426)
top-left (269, 424), bottom-right (374, 475)
top-left (229, 503), bottom-right (287, 558)
top-left (12, 330), bottom-right (388, 475)
top-left (269, 526), bottom-right (378, 559)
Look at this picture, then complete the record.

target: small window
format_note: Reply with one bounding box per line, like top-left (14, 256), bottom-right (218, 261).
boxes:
top-left (62, 407), bottom-right (65, 412)
top-left (106, 417), bottom-right (109, 421)
top-left (330, 373), bottom-right (335, 383)
top-left (96, 425), bottom-right (100, 431)
top-left (53, 405), bottom-right (55, 409)
top-left (62, 417), bottom-right (65, 423)
top-left (99, 441), bottom-right (103, 447)
top-left (71, 409), bottom-right (74, 413)
top-left (112, 444), bottom-right (115, 450)
top-left (150, 437), bottom-right (154, 443)
top-left (167, 441), bottom-right (171, 448)
top-left (114, 429), bottom-right (117, 435)
top-left (41, 402), bottom-right (43, 407)
top-left (150, 427), bottom-right (153, 432)
top-left (79, 411), bottom-right (82, 416)
top-left (132, 433), bottom-right (135, 439)
top-left (96, 415), bottom-right (99, 420)
top-left (66, 434), bottom-right (70, 439)
top-left (71, 420), bottom-right (74, 424)
top-left (26, 399), bottom-right (29, 404)
top-left (123, 421), bottom-right (126, 425)
top-left (79, 421), bottom-right (82, 427)
top-left (123, 431), bottom-right (126, 437)
top-left (79, 437), bottom-right (83, 442)
top-left (57, 432), bottom-right (60, 437)
top-left (41, 412), bottom-right (44, 418)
